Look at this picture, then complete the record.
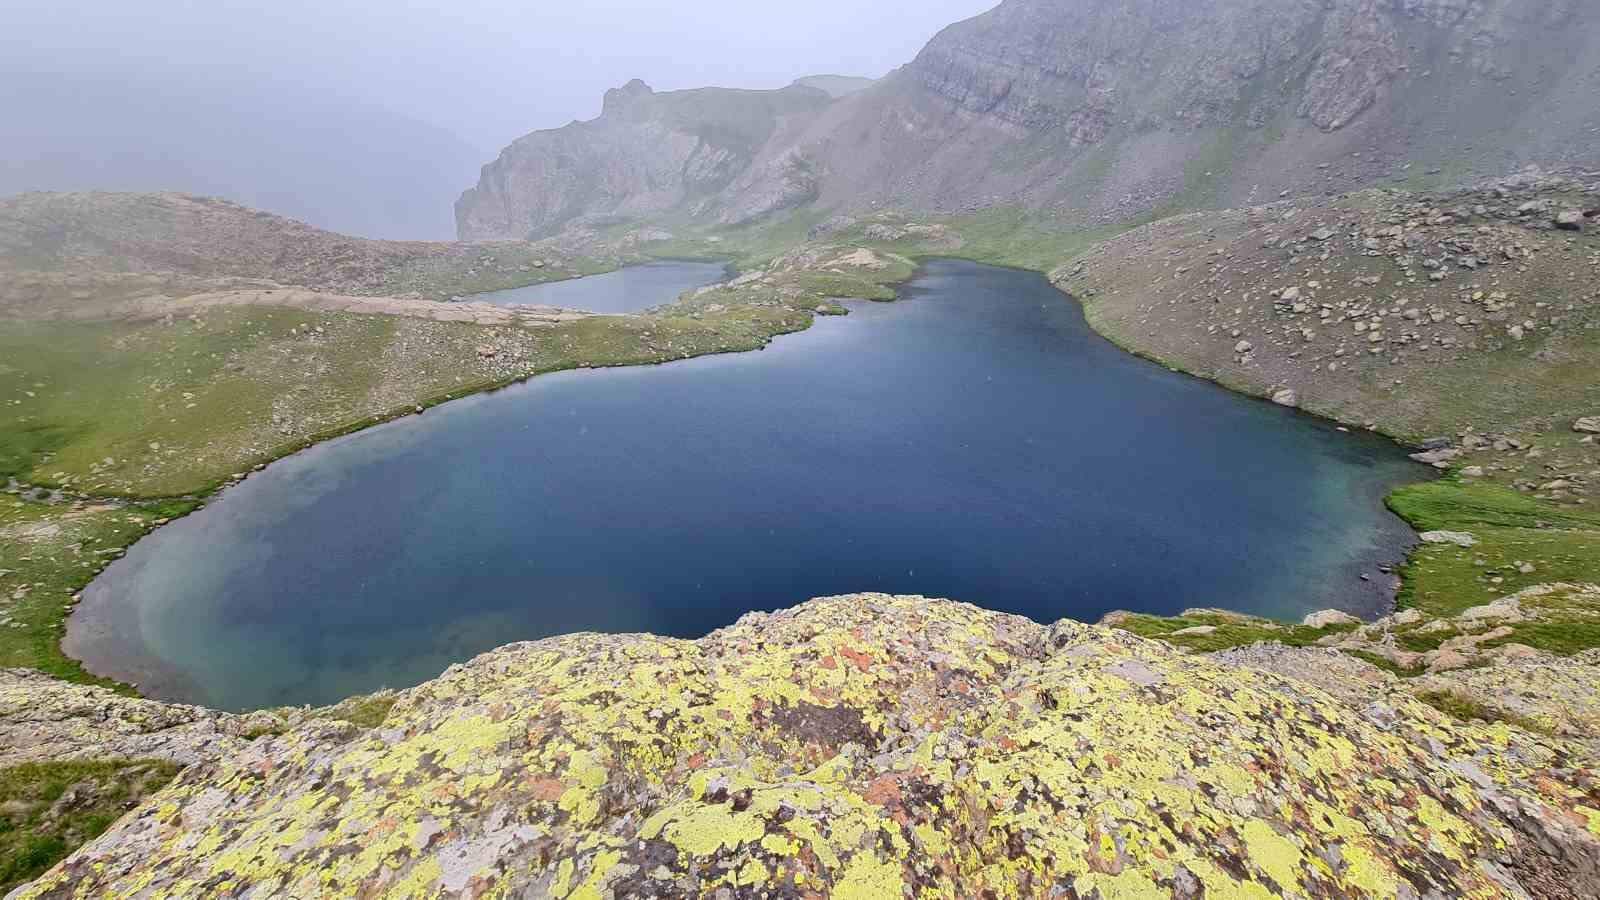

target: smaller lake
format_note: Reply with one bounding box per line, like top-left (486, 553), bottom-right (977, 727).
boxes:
top-left (68, 260), bottom-right (1426, 711)
top-left (473, 260), bottom-right (728, 313)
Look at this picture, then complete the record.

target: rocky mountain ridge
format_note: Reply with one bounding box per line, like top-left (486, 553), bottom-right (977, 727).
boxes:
top-left (456, 0), bottom-right (1600, 240)
top-left (455, 82), bottom-right (834, 240)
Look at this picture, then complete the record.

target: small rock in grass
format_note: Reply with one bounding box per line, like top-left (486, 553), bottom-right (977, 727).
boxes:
top-left (1420, 530), bottom-right (1478, 547)
top-left (1410, 448), bottom-right (1459, 465)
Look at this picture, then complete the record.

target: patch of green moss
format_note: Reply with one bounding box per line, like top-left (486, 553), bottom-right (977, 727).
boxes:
top-left (1389, 480), bottom-right (1600, 533)
top-left (1393, 627), bottom-right (1459, 654)
top-left (0, 759), bottom-right (180, 894)
top-left (317, 696), bottom-right (397, 729)
top-left (1414, 689), bottom-right (1547, 733)
top-left (1341, 649), bottom-right (1424, 677)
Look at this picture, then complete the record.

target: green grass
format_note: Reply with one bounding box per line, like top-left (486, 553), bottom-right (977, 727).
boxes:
top-left (1393, 626), bottom-right (1460, 654)
top-left (1112, 612), bottom-right (1357, 653)
top-left (1414, 689), bottom-right (1548, 733)
top-left (1389, 480), bottom-right (1600, 533)
top-left (931, 209), bottom-right (1130, 273)
top-left (0, 759), bottom-right (180, 893)
top-left (0, 311), bottom-right (395, 496)
top-left (316, 695), bottom-right (398, 729)
top-left (646, 206), bottom-right (1127, 278)
top-left (791, 269), bottom-right (906, 302)
top-left (1385, 479), bottom-right (1600, 656)
top-left (0, 494), bottom-right (198, 689)
top-left (0, 270), bottom-right (833, 690)
top-left (1476, 621), bottom-right (1600, 657)
top-left (1341, 649), bottom-right (1424, 677)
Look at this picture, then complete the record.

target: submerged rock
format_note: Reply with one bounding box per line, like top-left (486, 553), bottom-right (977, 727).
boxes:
top-left (14, 594), bottom-right (1599, 898)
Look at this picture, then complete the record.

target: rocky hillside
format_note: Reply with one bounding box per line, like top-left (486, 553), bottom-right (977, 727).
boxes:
top-left (0, 191), bottom-right (578, 304)
top-left (455, 82), bottom-right (834, 240)
top-left (1055, 169), bottom-right (1600, 455)
top-left (11, 595), bottom-right (1599, 897)
top-left (457, 0), bottom-right (1600, 239)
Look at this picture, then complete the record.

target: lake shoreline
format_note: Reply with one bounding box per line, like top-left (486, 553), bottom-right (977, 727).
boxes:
top-left (63, 258), bottom-right (1428, 711)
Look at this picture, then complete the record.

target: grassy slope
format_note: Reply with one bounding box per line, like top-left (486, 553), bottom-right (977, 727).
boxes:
top-left (0, 760), bottom-right (180, 894)
top-left (0, 495), bottom-right (197, 687)
top-left (0, 249), bottom-right (906, 689)
top-left (1387, 480), bottom-right (1600, 653)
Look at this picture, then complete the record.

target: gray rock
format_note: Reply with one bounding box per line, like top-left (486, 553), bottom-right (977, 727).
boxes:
top-left (863, 223), bottom-right (907, 242)
top-left (1419, 530), bottom-right (1478, 547)
top-left (1409, 448), bottom-right (1460, 465)
top-left (1573, 416), bottom-right (1600, 434)
top-left (1302, 609), bottom-right (1361, 629)
top-left (1555, 210), bottom-right (1585, 230)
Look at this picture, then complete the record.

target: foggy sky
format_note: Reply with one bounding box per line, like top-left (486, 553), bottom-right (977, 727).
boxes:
top-left (2, 1), bottom-right (995, 238)
top-left (5, 0), bottom-right (996, 156)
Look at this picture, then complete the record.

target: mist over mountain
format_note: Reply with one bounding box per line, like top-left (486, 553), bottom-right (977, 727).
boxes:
top-left (0, 67), bottom-right (485, 241)
top-left (459, 0), bottom-right (1600, 240)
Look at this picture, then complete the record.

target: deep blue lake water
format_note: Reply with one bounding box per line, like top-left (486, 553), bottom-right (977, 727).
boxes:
top-left (472, 259), bottom-right (727, 312)
top-left (68, 260), bottom-right (1425, 711)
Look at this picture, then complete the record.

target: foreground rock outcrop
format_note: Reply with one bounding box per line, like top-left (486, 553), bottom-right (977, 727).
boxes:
top-left (15, 595), bottom-right (1599, 898)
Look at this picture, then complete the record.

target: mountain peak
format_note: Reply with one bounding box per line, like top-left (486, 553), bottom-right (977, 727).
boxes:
top-left (601, 78), bottom-right (655, 115)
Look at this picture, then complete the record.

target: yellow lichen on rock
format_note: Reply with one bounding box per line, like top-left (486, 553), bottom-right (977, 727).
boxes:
top-left (14, 595), bottom-right (1600, 897)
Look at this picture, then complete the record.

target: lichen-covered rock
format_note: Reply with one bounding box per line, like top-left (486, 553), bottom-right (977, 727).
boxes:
top-left (14, 595), bottom-right (1600, 898)
top-left (0, 668), bottom-right (266, 768)
top-left (1414, 652), bottom-right (1600, 749)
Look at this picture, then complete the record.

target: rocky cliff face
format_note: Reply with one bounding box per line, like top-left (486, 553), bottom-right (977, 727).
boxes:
top-left (457, 0), bottom-right (1600, 238)
top-left (454, 83), bottom-right (833, 240)
top-left (15, 595), bottom-right (1600, 898)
